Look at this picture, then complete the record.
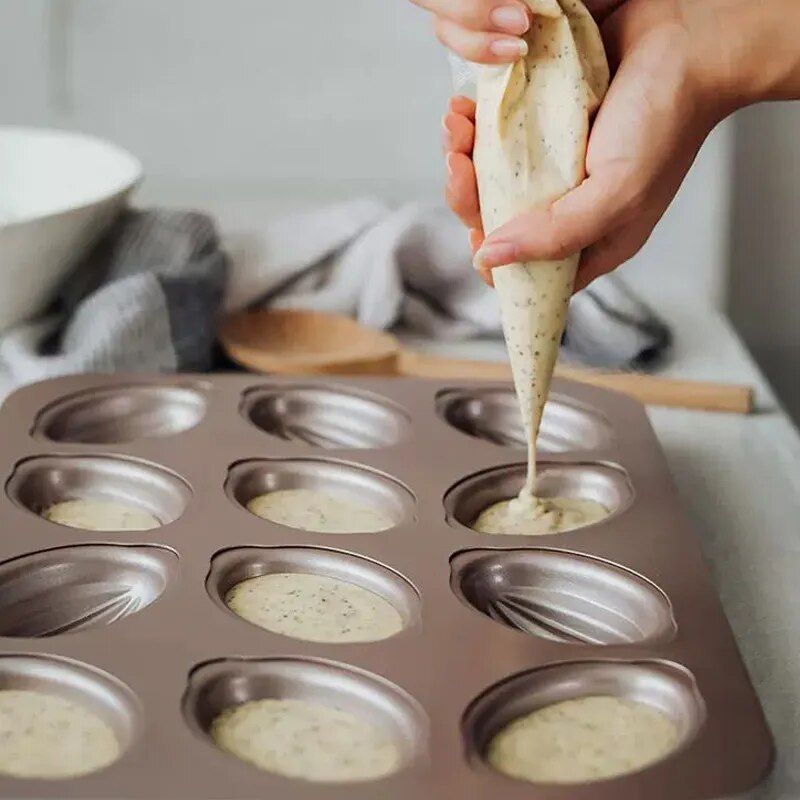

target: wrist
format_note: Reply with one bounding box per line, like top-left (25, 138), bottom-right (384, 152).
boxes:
top-left (684, 0), bottom-right (800, 117)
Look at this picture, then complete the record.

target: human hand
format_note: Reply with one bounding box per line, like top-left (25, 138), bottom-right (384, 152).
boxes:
top-left (443, 0), bottom-right (734, 291)
top-left (411, 0), bottom-right (623, 63)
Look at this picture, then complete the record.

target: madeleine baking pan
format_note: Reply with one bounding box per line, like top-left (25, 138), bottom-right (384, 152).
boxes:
top-left (0, 374), bottom-right (773, 799)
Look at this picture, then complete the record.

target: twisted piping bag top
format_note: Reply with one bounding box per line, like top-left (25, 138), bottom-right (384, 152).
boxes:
top-left (473, 0), bottom-right (609, 505)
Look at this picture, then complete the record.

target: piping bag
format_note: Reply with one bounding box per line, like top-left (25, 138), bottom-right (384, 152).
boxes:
top-left (450, 1), bottom-right (609, 504)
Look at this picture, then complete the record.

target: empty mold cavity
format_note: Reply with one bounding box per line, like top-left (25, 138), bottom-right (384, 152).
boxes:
top-left (436, 387), bottom-right (614, 452)
top-left (450, 549), bottom-right (675, 644)
top-left (6, 455), bottom-right (191, 530)
top-left (463, 660), bottom-right (705, 782)
top-left (182, 657), bottom-right (427, 780)
top-left (444, 462), bottom-right (633, 535)
top-left (207, 546), bottom-right (420, 641)
top-left (241, 383), bottom-right (410, 449)
top-left (225, 458), bottom-right (416, 533)
top-left (0, 544), bottom-right (177, 637)
top-left (32, 383), bottom-right (207, 443)
top-left (0, 653), bottom-right (142, 767)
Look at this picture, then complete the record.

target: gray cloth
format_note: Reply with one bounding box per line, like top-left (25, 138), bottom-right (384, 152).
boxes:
top-left (226, 198), bottom-right (671, 367)
top-left (0, 209), bottom-right (227, 398)
top-left (0, 199), bottom-right (670, 399)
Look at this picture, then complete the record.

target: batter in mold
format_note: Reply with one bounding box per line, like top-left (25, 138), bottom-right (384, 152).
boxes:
top-left (225, 572), bottom-right (403, 643)
top-left (473, 0), bottom-right (609, 525)
top-left (246, 489), bottom-right (394, 534)
top-left (0, 690), bottom-right (120, 779)
top-left (474, 494), bottom-right (607, 535)
top-left (44, 499), bottom-right (160, 531)
top-left (488, 696), bottom-right (678, 784)
top-left (211, 698), bottom-right (400, 783)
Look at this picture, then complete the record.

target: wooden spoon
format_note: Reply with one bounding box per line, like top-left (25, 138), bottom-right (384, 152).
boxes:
top-left (218, 309), bottom-right (754, 414)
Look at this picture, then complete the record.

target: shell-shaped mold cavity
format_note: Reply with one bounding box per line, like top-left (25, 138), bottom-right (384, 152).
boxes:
top-left (0, 653), bottom-right (142, 757)
top-left (463, 660), bottom-right (705, 774)
top-left (436, 387), bottom-right (615, 452)
top-left (225, 458), bottom-right (416, 531)
top-left (444, 462), bottom-right (633, 534)
top-left (182, 657), bottom-right (427, 776)
top-left (32, 383), bottom-right (207, 443)
top-left (450, 549), bottom-right (675, 645)
top-left (0, 545), bottom-right (177, 637)
top-left (241, 383), bottom-right (410, 449)
top-left (207, 546), bottom-right (420, 638)
top-left (6, 454), bottom-right (192, 530)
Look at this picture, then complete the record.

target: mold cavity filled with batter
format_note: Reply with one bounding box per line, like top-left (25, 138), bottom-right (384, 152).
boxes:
top-left (183, 657), bottom-right (427, 784)
top-left (0, 655), bottom-right (140, 780)
top-left (6, 455), bottom-right (191, 533)
top-left (464, 661), bottom-right (704, 785)
top-left (445, 462), bottom-right (632, 537)
top-left (207, 547), bottom-right (419, 644)
top-left (226, 459), bottom-right (415, 535)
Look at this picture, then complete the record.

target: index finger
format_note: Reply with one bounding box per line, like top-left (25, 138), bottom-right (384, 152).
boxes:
top-left (409, 0), bottom-right (531, 33)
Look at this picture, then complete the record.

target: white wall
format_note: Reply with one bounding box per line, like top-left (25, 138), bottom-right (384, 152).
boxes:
top-left (728, 103), bottom-right (800, 422)
top-left (2, 0), bottom-right (732, 306)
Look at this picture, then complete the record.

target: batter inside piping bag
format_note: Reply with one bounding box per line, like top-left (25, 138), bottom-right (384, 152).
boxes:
top-left (472, 0), bottom-right (610, 533)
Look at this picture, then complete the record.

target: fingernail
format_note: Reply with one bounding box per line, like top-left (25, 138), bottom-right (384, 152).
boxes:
top-left (473, 241), bottom-right (518, 270)
top-left (489, 37), bottom-right (528, 59)
top-left (489, 5), bottom-right (530, 34)
top-left (441, 118), bottom-right (453, 151)
top-left (446, 152), bottom-right (456, 176)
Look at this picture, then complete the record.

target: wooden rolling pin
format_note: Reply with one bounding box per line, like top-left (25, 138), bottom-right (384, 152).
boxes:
top-left (219, 309), bottom-right (755, 414)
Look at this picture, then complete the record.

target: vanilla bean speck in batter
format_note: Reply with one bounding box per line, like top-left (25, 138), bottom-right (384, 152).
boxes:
top-left (488, 696), bottom-right (679, 784)
top-left (211, 698), bottom-right (400, 783)
top-left (44, 499), bottom-right (160, 531)
top-left (474, 494), bottom-right (607, 535)
top-left (246, 489), bottom-right (395, 533)
top-left (0, 690), bottom-right (120, 779)
top-left (225, 572), bottom-right (403, 643)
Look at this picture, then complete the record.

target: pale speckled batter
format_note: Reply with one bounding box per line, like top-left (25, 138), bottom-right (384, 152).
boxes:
top-left (488, 696), bottom-right (678, 784)
top-left (44, 499), bottom-right (160, 531)
top-left (211, 698), bottom-right (400, 783)
top-left (246, 489), bottom-right (395, 534)
top-left (474, 495), bottom-right (608, 535)
top-left (225, 572), bottom-right (404, 643)
top-left (0, 690), bottom-right (120, 779)
top-left (474, 1), bottom-right (609, 502)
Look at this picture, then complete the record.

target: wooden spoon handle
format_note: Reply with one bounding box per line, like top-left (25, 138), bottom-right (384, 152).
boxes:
top-left (398, 351), bottom-right (754, 414)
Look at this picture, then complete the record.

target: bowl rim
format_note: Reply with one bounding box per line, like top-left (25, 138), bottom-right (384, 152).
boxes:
top-left (0, 125), bottom-right (143, 227)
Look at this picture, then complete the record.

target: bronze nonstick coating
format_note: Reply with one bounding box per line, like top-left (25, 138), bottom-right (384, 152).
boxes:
top-left (0, 374), bottom-right (772, 799)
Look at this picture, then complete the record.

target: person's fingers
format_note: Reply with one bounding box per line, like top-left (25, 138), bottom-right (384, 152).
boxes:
top-left (411, 0), bottom-right (531, 34)
top-left (472, 166), bottom-right (640, 270)
top-left (467, 228), bottom-right (492, 286)
top-left (468, 227), bottom-right (485, 254)
top-left (449, 95), bottom-right (476, 120)
top-left (433, 16), bottom-right (528, 63)
top-left (442, 111), bottom-right (475, 154)
top-left (445, 152), bottom-right (482, 230)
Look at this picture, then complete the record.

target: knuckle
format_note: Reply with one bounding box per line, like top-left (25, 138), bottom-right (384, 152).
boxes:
top-left (432, 16), bottom-right (449, 45)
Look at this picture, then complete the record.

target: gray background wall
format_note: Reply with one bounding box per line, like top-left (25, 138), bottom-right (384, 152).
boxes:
top-left (729, 103), bottom-right (800, 422)
top-left (2, 1), bottom-right (796, 420)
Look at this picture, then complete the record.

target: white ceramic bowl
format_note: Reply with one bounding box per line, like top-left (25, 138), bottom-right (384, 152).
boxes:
top-left (0, 127), bottom-right (142, 331)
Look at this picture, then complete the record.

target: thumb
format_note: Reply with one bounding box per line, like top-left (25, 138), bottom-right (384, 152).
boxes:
top-left (473, 168), bottom-right (635, 271)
